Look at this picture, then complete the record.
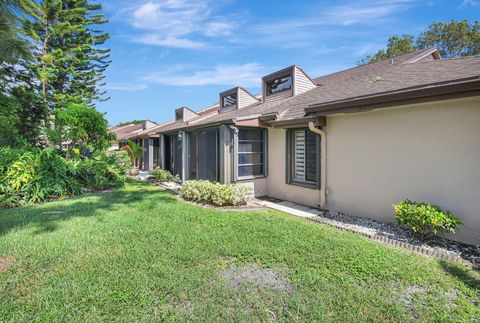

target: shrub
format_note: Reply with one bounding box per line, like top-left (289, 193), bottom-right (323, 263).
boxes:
top-left (180, 180), bottom-right (251, 206)
top-left (148, 169), bottom-right (178, 182)
top-left (0, 147), bottom-right (127, 208)
top-left (393, 200), bottom-right (462, 240)
top-left (5, 148), bottom-right (82, 203)
top-left (77, 152), bottom-right (127, 190)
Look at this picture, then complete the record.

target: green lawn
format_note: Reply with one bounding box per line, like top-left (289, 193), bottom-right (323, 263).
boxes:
top-left (0, 181), bottom-right (478, 321)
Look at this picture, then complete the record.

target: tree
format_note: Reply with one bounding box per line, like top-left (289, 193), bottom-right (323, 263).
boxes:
top-left (360, 20), bottom-right (480, 65)
top-left (0, 0), bottom-right (112, 149)
top-left (417, 20), bottom-right (480, 58)
top-left (21, 0), bottom-right (110, 128)
top-left (116, 120), bottom-right (145, 127)
top-left (0, 0), bottom-right (32, 64)
top-left (53, 102), bottom-right (114, 151)
top-left (0, 94), bottom-right (20, 146)
top-left (359, 35), bottom-right (416, 65)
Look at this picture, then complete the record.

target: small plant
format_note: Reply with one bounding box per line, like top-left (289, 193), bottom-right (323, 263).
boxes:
top-left (122, 140), bottom-right (143, 166)
top-left (180, 180), bottom-right (251, 206)
top-left (393, 200), bottom-right (462, 240)
top-left (148, 169), bottom-right (178, 182)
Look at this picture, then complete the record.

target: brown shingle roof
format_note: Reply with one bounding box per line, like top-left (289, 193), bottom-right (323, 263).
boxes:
top-left (280, 55), bottom-right (480, 120)
top-left (180, 53), bottom-right (479, 128)
top-left (150, 103), bottom-right (221, 134)
top-left (147, 49), bottom-right (479, 133)
top-left (111, 123), bottom-right (144, 140)
top-left (313, 47), bottom-right (439, 84)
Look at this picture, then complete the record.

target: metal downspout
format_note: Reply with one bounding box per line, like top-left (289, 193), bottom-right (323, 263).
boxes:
top-left (308, 122), bottom-right (327, 208)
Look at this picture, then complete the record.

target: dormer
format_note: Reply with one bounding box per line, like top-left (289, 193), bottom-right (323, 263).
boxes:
top-left (175, 107), bottom-right (198, 123)
top-left (262, 65), bottom-right (316, 102)
top-left (219, 86), bottom-right (260, 113)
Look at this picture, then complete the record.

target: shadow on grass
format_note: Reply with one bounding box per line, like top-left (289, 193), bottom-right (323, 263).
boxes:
top-left (440, 261), bottom-right (480, 291)
top-left (0, 180), bottom-right (177, 237)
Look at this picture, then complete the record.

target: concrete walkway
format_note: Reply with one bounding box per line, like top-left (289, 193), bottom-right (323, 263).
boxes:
top-left (255, 198), bottom-right (320, 219)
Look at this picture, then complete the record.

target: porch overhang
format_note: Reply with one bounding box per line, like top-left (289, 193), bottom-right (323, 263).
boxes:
top-left (266, 116), bottom-right (326, 128)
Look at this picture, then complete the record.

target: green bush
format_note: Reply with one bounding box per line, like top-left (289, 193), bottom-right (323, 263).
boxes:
top-left (148, 169), bottom-right (178, 182)
top-left (180, 180), bottom-right (251, 206)
top-left (0, 147), bottom-right (127, 209)
top-left (77, 152), bottom-right (127, 190)
top-left (4, 148), bottom-right (82, 204)
top-left (393, 200), bottom-right (462, 240)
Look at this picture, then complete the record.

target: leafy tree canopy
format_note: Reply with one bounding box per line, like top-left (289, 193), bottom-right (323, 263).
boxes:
top-left (360, 20), bottom-right (480, 65)
top-left (0, 0), bottom-right (32, 65)
top-left (52, 102), bottom-right (115, 151)
top-left (115, 120), bottom-right (145, 127)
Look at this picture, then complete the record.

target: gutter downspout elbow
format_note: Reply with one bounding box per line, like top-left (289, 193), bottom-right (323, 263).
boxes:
top-left (308, 122), bottom-right (327, 208)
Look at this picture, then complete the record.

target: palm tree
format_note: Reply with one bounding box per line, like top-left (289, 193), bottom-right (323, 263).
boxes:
top-left (0, 0), bottom-right (31, 64)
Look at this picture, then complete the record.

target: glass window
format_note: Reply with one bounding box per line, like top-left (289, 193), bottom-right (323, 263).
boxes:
top-left (222, 93), bottom-right (237, 108)
top-left (266, 74), bottom-right (292, 96)
top-left (237, 128), bottom-right (266, 178)
top-left (288, 129), bottom-right (319, 187)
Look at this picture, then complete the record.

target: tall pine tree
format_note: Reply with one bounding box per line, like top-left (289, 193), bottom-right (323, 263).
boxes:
top-left (21, 0), bottom-right (110, 125)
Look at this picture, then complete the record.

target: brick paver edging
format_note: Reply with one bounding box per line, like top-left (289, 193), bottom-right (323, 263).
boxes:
top-left (309, 217), bottom-right (477, 269)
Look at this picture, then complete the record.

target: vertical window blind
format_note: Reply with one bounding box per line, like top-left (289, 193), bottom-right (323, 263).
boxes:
top-left (288, 128), bottom-right (319, 187)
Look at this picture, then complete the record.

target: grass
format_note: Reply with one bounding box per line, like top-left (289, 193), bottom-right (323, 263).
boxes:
top-left (0, 180), bottom-right (478, 321)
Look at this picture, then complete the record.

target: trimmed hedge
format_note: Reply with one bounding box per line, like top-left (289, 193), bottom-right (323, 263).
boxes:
top-left (180, 180), bottom-right (251, 206)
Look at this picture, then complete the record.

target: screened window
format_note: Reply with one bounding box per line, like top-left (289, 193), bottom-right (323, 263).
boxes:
top-left (197, 129), bottom-right (218, 181)
top-left (266, 74), bottom-right (292, 96)
top-left (222, 93), bottom-right (237, 108)
top-left (237, 128), bottom-right (266, 178)
top-left (287, 129), bottom-right (320, 188)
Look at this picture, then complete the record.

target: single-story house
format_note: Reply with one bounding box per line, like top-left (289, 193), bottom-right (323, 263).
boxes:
top-left (135, 47), bottom-right (480, 245)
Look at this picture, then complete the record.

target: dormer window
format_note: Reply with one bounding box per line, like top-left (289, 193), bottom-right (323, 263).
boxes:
top-left (175, 110), bottom-right (182, 122)
top-left (266, 74), bottom-right (292, 96)
top-left (175, 107), bottom-right (199, 123)
top-left (222, 93), bottom-right (237, 108)
top-left (219, 87), bottom-right (259, 113)
top-left (262, 65), bottom-right (316, 102)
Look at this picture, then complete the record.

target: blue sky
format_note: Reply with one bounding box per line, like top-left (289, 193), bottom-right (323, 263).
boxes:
top-left (97, 0), bottom-right (479, 126)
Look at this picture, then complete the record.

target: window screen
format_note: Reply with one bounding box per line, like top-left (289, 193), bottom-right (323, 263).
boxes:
top-left (153, 138), bottom-right (159, 169)
top-left (288, 129), bottom-right (319, 187)
top-left (172, 135), bottom-right (182, 177)
top-left (266, 74), bottom-right (292, 95)
top-left (188, 132), bottom-right (197, 179)
top-left (197, 129), bottom-right (218, 181)
top-left (222, 93), bottom-right (237, 108)
top-left (237, 128), bottom-right (265, 178)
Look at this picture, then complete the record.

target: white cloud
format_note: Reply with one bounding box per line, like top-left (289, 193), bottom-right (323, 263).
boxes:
top-left (123, 0), bottom-right (236, 48)
top-left (324, 0), bottom-right (415, 26)
top-left (459, 0), bottom-right (479, 7)
top-left (105, 82), bottom-right (148, 91)
top-left (134, 34), bottom-right (206, 48)
top-left (140, 63), bottom-right (265, 87)
top-left (253, 0), bottom-right (415, 35)
top-left (204, 21), bottom-right (236, 37)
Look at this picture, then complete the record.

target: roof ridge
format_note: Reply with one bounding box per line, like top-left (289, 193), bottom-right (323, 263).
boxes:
top-left (313, 47), bottom-right (440, 83)
top-left (408, 54), bottom-right (480, 64)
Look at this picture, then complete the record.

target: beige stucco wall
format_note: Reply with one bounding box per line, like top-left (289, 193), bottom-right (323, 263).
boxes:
top-left (237, 178), bottom-right (267, 197)
top-left (324, 97), bottom-right (480, 245)
top-left (265, 128), bottom-right (321, 207)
